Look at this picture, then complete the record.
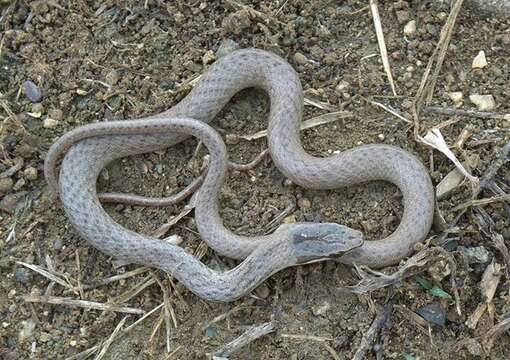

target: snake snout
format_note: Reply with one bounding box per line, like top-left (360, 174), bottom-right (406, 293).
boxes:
top-left (290, 223), bottom-right (364, 264)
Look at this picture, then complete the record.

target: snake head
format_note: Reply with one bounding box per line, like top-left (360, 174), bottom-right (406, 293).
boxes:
top-left (278, 223), bottom-right (363, 264)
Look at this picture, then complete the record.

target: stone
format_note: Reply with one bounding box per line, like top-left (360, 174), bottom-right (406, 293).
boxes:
top-left (293, 52), bottom-right (308, 65)
top-left (14, 268), bottom-right (33, 285)
top-left (459, 246), bottom-right (491, 264)
top-left (23, 80), bottom-right (42, 102)
top-left (0, 177), bottom-right (14, 194)
top-left (395, 10), bottom-right (410, 24)
top-left (448, 91), bottom-right (463, 104)
top-left (469, 94), bottom-right (496, 111)
top-left (416, 302), bottom-right (446, 326)
top-left (297, 198), bottom-right (311, 209)
top-left (43, 118), bottom-right (58, 129)
top-left (472, 50), bottom-right (487, 69)
top-left (23, 166), bottom-right (37, 181)
top-left (216, 39), bottom-right (239, 58)
top-left (404, 20), bottom-right (416, 36)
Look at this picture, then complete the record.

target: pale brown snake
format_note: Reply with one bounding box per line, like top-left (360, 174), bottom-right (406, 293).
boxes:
top-left (44, 49), bottom-right (434, 302)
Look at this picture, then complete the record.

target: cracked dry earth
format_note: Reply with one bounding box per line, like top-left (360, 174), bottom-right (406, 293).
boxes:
top-left (0, 1), bottom-right (509, 359)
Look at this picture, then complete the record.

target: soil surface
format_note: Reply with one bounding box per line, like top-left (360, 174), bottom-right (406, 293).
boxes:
top-left (1, 1), bottom-right (509, 359)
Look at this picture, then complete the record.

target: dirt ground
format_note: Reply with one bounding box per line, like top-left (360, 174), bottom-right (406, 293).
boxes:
top-left (0, 1), bottom-right (509, 359)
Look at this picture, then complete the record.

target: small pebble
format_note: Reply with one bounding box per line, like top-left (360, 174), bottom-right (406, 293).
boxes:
top-left (14, 268), bottom-right (33, 285)
top-left (105, 69), bottom-right (119, 85)
top-left (378, 134), bottom-right (385, 141)
top-left (395, 10), bottom-right (410, 24)
top-left (0, 177), bottom-right (14, 194)
top-left (297, 197), bottom-right (311, 209)
top-left (469, 94), bottom-right (496, 111)
top-left (23, 167), bottom-right (37, 181)
top-left (404, 20), bottom-right (416, 36)
top-left (202, 50), bottom-right (216, 65)
top-left (459, 246), bottom-right (491, 264)
top-left (465, 338), bottom-right (482, 356)
top-left (448, 91), bottom-right (463, 104)
top-left (53, 238), bottom-right (63, 250)
top-left (255, 283), bottom-right (270, 298)
top-left (416, 302), bottom-right (446, 326)
top-left (204, 325), bottom-right (218, 338)
top-left (335, 80), bottom-right (350, 95)
top-left (19, 319), bottom-right (37, 342)
top-left (312, 301), bottom-right (330, 316)
top-left (23, 80), bottom-right (42, 102)
top-left (48, 108), bottom-right (63, 121)
top-left (216, 39), bottom-right (239, 58)
top-left (472, 50), bottom-right (487, 69)
top-left (43, 118), bottom-right (58, 129)
top-left (31, 103), bottom-right (44, 115)
top-left (293, 52), bottom-right (308, 65)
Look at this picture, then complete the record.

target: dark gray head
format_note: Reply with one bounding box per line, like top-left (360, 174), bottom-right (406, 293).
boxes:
top-left (276, 222), bottom-right (363, 264)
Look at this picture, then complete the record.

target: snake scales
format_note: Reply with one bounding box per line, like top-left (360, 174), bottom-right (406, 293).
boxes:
top-left (44, 49), bottom-right (435, 302)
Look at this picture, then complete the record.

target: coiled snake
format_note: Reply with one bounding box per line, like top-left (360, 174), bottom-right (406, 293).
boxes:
top-left (44, 49), bottom-right (434, 302)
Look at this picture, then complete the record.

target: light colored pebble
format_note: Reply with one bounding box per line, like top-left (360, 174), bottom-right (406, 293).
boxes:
top-left (293, 52), bottom-right (308, 65)
top-left (0, 177), bottom-right (14, 194)
top-left (43, 118), bottom-right (58, 129)
top-left (216, 39), bottom-right (240, 58)
top-left (297, 198), bottom-right (311, 209)
top-left (378, 134), bottom-right (385, 141)
top-left (448, 91), bottom-right (463, 104)
top-left (335, 80), bottom-right (350, 95)
top-left (469, 94), bottom-right (496, 111)
top-left (23, 167), bottom-right (37, 181)
top-left (472, 50), bottom-right (487, 69)
top-left (202, 50), bottom-right (216, 65)
top-left (404, 20), bottom-right (416, 36)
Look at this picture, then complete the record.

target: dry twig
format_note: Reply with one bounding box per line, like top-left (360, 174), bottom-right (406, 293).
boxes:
top-left (212, 322), bottom-right (275, 358)
top-left (369, 0), bottom-right (397, 96)
top-left (23, 294), bottom-right (144, 315)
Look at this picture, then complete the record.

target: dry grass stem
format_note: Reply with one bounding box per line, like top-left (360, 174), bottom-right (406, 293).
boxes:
top-left (367, 99), bottom-right (412, 124)
top-left (412, 0), bottom-right (465, 137)
top-left (23, 294), bottom-right (144, 314)
top-left (212, 322), bottom-right (275, 358)
top-left (453, 194), bottom-right (510, 211)
top-left (66, 303), bottom-right (164, 360)
top-left (280, 334), bottom-right (333, 342)
top-left (237, 111), bottom-right (353, 141)
top-left (95, 316), bottom-right (129, 360)
top-left (112, 275), bottom-right (156, 304)
top-left (83, 266), bottom-right (150, 290)
top-left (369, 0), bottom-right (397, 96)
top-left (425, 106), bottom-right (510, 120)
top-left (16, 261), bottom-right (76, 292)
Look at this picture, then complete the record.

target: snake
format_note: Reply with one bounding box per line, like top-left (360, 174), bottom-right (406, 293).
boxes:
top-left (44, 48), bottom-right (435, 302)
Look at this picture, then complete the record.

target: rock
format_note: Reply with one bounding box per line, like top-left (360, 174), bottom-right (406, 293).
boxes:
top-left (0, 191), bottom-right (27, 214)
top-left (204, 325), bottom-right (217, 338)
top-left (0, 177), bottom-right (14, 194)
top-left (472, 50), bottom-right (487, 69)
top-left (23, 166), bottom-right (37, 181)
top-left (335, 80), bottom-right (350, 95)
top-left (448, 91), bottom-right (463, 104)
top-left (293, 52), bottom-right (308, 65)
top-left (495, 33), bottom-right (510, 45)
top-left (53, 238), bottom-right (63, 250)
top-left (255, 283), bottom-right (270, 298)
top-left (395, 10), bottom-right (410, 24)
top-left (465, 338), bottom-right (483, 356)
top-left (312, 301), bottom-right (330, 316)
top-left (19, 319), bottom-right (37, 342)
top-left (23, 80), bottom-right (42, 102)
top-left (416, 302), bottom-right (446, 326)
top-left (48, 108), bottom-right (63, 121)
top-left (469, 94), bottom-right (496, 111)
top-left (378, 133), bottom-right (385, 141)
top-left (202, 50), bottom-right (216, 65)
top-left (459, 246), bottom-right (491, 264)
top-left (297, 198), bottom-right (311, 209)
top-left (404, 20), bottom-right (416, 36)
top-left (216, 39), bottom-right (239, 58)
top-left (14, 268), bottom-right (33, 285)
top-left (427, 259), bottom-right (451, 282)
top-left (105, 69), bottom-right (119, 85)
top-left (43, 118), bottom-right (58, 129)
top-left (31, 102), bottom-right (44, 115)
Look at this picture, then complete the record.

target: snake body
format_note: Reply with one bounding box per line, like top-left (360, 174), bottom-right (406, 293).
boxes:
top-left (45, 49), bottom-right (435, 301)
